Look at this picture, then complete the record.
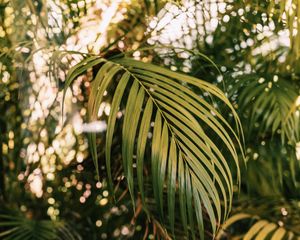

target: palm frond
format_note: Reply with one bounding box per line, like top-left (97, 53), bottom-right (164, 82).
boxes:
top-left (217, 211), bottom-right (300, 240)
top-left (245, 142), bottom-right (300, 197)
top-left (63, 56), bottom-right (243, 238)
top-left (0, 211), bottom-right (80, 240)
top-left (231, 75), bottom-right (300, 143)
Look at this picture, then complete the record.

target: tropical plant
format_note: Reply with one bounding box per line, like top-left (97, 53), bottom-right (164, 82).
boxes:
top-left (0, 208), bottom-right (80, 240)
top-left (1, 0), bottom-right (300, 239)
top-left (216, 199), bottom-right (300, 239)
top-left (63, 54), bottom-right (243, 238)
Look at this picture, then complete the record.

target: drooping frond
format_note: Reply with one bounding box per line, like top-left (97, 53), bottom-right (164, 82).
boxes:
top-left (231, 75), bottom-right (300, 143)
top-left (0, 211), bottom-right (80, 240)
top-left (64, 56), bottom-right (243, 238)
top-left (217, 211), bottom-right (300, 240)
top-left (245, 141), bottom-right (300, 197)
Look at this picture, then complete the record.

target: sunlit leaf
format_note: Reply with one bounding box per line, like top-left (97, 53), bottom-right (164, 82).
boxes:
top-left (64, 56), bottom-right (243, 238)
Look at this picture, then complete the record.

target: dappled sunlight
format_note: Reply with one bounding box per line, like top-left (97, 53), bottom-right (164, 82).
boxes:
top-left (1, 0), bottom-right (300, 239)
top-left (19, 0), bottom-right (129, 202)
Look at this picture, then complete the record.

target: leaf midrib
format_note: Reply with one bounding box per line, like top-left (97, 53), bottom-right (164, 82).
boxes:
top-left (112, 61), bottom-right (187, 161)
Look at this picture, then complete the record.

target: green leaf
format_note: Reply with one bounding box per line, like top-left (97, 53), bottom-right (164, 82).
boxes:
top-left (136, 98), bottom-right (153, 211)
top-left (234, 75), bottom-right (300, 143)
top-left (122, 82), bottom-right (145, 207)
top-left (106, 72), bottom-right (130, 194)
top-left (255, 223), bottom-right (277, 239)
top-left (167, 137), bottom-right (177, 234)
top-left (244, 220), bottom-right (269, 240)
top-left (0, 212), bottom-right (79, 240)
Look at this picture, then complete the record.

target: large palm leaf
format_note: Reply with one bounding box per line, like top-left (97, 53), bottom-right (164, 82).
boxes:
top-left (63, 55), bottom-right (243, 238)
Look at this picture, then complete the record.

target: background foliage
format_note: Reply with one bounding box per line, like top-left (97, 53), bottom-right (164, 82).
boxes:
top-left (0, 0), bottom-right (300, 239)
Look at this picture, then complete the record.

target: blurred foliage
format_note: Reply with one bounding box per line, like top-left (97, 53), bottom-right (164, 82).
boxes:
top-left (1, 0), bottom-right (300, 239)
